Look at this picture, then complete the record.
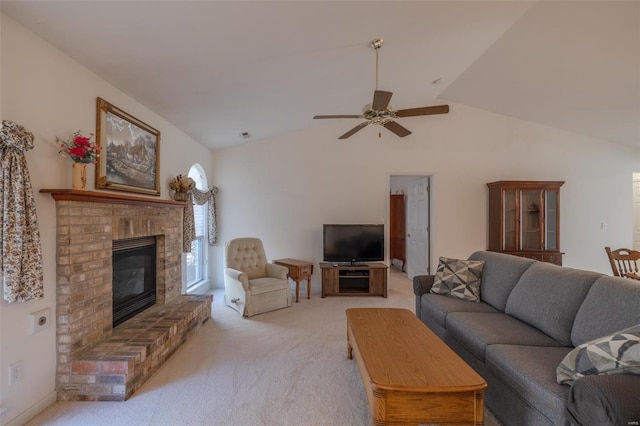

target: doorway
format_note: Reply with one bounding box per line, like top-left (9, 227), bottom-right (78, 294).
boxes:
top-left (633, 173), bottom-right (640, 250)
top-left (389, 175), bottom-right (431, 280)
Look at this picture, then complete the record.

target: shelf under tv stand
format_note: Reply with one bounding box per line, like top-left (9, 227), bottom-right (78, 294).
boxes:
top-left (319, 262), bottom-right (388, 298)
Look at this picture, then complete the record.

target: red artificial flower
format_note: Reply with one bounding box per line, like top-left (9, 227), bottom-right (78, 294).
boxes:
top-left (58, 131), bottom-right (99, 163)
top-left (73, 135), bottom-right (91, 146)
top-left (69, 146), bottom-right (87, 158)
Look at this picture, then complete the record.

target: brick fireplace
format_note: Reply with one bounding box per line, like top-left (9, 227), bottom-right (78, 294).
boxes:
top-left (42, 189), bottom-right (212, 401)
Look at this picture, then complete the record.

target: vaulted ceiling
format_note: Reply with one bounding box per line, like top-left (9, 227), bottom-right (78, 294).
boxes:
top-left (2, 1), bottom-right (638, 150)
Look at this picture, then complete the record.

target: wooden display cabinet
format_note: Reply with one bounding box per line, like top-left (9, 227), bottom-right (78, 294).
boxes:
top-left (487, 180), bottom-right (564, 265)
top-left (320, 263), bottom-right (388, 297)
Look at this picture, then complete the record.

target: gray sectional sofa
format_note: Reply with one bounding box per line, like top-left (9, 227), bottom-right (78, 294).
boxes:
top-left (413, 251), bottom-right (640, 426)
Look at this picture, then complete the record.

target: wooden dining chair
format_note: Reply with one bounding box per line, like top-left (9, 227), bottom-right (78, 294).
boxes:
top-left (605, 246), bottom-right (640, 280)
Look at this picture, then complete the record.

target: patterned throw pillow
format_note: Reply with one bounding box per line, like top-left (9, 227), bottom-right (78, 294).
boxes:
top-left (557, 324), bottom-right (640, 385)
top-left (430, 257), bottom-right (484, 302)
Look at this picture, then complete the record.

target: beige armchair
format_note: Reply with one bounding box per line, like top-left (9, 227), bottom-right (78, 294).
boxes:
top-left (224, 237), bottom-right (292, 317)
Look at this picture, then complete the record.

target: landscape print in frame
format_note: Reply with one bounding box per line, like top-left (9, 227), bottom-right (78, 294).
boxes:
top-left (96, 97), bottom-right (161, 196)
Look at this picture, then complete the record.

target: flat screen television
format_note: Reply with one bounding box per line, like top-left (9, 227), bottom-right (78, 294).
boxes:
top-left (323, 224), bottom-right (384, 265)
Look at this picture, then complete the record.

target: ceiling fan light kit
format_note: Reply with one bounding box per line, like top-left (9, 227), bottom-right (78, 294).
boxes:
top-left (314, 38), bottom-right (449, 139)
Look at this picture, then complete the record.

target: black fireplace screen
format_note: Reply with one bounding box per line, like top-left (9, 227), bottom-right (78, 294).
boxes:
top-left (112, 237), bottom-right (156, 327)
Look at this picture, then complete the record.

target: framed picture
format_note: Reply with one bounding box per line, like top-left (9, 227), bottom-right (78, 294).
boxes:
top-left (95, 97), bottom-right (161, 196)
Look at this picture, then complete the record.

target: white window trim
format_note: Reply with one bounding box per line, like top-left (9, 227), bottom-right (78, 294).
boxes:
top-left (183, 164), bottom-right (211, 294)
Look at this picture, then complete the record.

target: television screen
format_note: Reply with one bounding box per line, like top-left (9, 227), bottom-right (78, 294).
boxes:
top-left (323, 224), bottom-right (384, 264)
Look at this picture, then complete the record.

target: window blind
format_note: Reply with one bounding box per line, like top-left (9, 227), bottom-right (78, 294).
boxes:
top-left (194, 203), bottom-right (206, 237)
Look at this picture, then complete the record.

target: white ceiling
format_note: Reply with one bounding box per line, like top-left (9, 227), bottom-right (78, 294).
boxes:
top-left (2, 1), bottom-right (638, 150)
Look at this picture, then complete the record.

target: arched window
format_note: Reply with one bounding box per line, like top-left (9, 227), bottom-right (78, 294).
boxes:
top-left (186, 164), bottom-right (208, 289)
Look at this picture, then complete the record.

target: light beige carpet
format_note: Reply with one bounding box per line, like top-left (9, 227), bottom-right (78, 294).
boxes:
top-left (26, 269), bottom-right (502, 426)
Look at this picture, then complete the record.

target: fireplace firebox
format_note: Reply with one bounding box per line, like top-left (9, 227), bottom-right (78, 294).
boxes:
top-left (112, 237), bottom-right (157, 327)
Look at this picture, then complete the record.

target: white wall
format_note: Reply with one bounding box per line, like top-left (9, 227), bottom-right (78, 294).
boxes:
top-left (210, 101), bottom-right (639, 289)
top-left (633, 172), bottom-right (640, 251)
top-left (390, 175), bottom-right (416, 195)
top-left (0, 15), bottom-right (213, 425)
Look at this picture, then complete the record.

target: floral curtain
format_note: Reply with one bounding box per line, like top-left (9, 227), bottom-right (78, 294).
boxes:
top-left (183, 186), bottom-right (218, 253)
top-left (0, 121), bottom-right (44, 302)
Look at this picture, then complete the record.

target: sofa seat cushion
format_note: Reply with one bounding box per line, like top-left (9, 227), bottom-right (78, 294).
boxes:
top-left (468, 251), bottom-right (535, 311)
top-left (248, 277), bottom-right (289, 295)
top-left (567, 374), bottom-right (640, 426)
top-left (447, 312), bottom-right (564, 362)
top-left (571, 276), bottom-right (640, 346)
top-left (505, 262), bottom-right (601, 346)
top-left (420, 294), bottom-right (499, 331)
top-left (486, 345), bottom-right (572, 426)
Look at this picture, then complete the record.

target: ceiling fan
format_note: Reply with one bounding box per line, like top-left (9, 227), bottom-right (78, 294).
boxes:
top-left (314, 38), bottom-right (449, 139)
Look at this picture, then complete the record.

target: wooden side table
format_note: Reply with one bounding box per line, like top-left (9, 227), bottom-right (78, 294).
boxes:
top-left (273, 258), bottom-right (314, 302)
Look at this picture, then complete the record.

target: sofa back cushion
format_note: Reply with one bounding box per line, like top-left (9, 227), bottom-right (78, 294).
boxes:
top-left (468, 251), bottom-right (535, 311)
top-left (571, 276), bottom-right (640, 346)
top-left (505, 262), bottom-right (601, 346)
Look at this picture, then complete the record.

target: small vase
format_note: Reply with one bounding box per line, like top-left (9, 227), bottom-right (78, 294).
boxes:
top-left (72, 162), bottom-right (87, 190)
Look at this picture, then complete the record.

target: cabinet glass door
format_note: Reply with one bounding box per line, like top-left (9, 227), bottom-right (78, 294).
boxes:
top-left (545, 190), bottom-right (557, 250)
top-left (521, 190), bottom-right (542, 250)
top-left (503, 190), bottom-right (517, 250)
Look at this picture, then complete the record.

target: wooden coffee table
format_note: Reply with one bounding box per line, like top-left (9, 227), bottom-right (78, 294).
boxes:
top-left (346, 308), bottom-right (487, 425)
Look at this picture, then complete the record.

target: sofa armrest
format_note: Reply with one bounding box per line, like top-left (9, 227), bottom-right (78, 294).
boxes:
top-left (413, 275), bottom-right (435, 296)
top-left (568, 374), bottom-right (640, 426)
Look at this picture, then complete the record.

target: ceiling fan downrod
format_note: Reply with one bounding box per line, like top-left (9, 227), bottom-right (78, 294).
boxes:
top-left (371, 38), bottom-right (383, 91)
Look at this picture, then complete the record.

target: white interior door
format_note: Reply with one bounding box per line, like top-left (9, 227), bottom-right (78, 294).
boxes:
top-left (633, 173), bottom-right (640, 250)
top-left (406, 177), bottom-right (430, 280)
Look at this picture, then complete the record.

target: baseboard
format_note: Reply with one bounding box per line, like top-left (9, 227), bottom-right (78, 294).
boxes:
top-left (4, 391), bottom-right (56, 426)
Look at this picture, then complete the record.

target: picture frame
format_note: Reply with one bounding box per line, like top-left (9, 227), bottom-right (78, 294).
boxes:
top-left (95, 97), bottom-right (161, 196)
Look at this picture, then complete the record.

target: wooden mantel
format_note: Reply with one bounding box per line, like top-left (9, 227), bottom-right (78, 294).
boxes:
top-left (40, 189), bottom-right (186, 208)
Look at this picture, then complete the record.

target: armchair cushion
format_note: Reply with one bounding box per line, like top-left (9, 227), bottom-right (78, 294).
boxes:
top-left (226, 237), bottom-right (268, 279)
top-left (249, 277), bottom-right (290, 295)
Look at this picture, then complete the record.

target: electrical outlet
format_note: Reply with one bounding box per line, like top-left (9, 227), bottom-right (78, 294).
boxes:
top-left (28, 307), bottom-right (51, 334)
top-left (9, 361), bottom-right (23, 385)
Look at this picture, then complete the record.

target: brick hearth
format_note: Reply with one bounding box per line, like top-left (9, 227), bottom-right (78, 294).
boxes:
top-left (69, 296), bottom-right (210, 400)
top-left (42, 189), bottom-right (212, 401)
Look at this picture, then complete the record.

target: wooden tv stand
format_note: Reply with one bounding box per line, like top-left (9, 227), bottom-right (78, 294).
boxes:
top-left (319, 262), bottom-right (388, 298)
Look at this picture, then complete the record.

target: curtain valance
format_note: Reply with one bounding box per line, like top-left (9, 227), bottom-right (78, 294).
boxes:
top-left (183, 186), bottom-right (218, 253)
